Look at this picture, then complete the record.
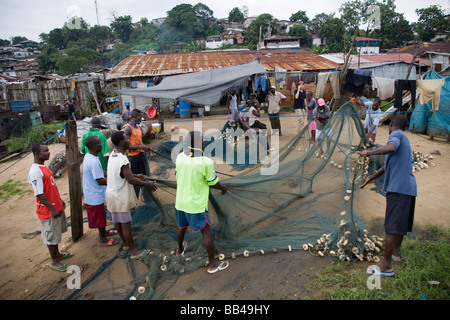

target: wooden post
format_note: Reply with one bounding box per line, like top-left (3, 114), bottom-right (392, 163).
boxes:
top-left (66, 120), bottom-right (83, 241)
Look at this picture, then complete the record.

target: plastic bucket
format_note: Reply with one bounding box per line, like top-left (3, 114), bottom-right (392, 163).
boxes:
top-left (240, 110), bottom-right (249, 122)
top-left (179, 101), bottom-right (190, 118)
top-left (198, 107), bottom-right (204, 117)
top-left (147, 106), bottom-right (157, 118)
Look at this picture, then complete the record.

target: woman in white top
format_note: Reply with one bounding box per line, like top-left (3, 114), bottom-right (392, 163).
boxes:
top-left (106, 131), bottom-right (157, 260)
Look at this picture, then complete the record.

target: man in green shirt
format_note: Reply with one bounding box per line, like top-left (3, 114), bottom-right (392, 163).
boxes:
top-left (80, 117), bottom-right (110, 170)
top-left (175, 131), bottom-right (229, 274)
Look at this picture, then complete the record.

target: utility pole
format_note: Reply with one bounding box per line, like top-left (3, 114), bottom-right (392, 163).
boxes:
top-left (95, 0), bottom-right (100, 25)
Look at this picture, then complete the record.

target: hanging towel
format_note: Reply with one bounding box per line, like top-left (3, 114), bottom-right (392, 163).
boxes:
top-left (316, 73), bottom-right (329, 98)
top-left (417, 79), bottom-right (445, 111)
top-left (328, 72), bottom-right (341, 99)
top-left (394, 80), bottom-right (416, 110)
top-left (372, 77), bottom-right (395, 100)
top-left (316, 72), bottom-right (341, 99)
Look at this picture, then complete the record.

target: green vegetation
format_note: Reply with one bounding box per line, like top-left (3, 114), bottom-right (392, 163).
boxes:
top-left (294, 224), bottom-right (450, 300)
top-left (1, 121), bottom-right (64, 153)
top-left (1, 1), bottom-right (443, 77)
top-left (0, 179), bottom-right (32, 203)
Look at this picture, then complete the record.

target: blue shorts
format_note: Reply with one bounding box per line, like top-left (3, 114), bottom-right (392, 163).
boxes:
top-left (175, 209), bottom-right (211, 232)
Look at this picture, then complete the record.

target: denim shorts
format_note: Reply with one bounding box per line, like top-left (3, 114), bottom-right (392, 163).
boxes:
top-left (175, 209), bottom-right (211, 232)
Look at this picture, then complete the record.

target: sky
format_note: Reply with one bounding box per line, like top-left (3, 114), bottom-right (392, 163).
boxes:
top-left (0, 0), bottom-right (448, 42)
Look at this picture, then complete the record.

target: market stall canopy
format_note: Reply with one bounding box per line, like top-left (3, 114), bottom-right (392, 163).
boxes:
top-left (115, 60), bottom-right (266, 106)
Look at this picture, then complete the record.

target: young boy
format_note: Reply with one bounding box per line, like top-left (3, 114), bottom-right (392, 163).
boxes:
top-left (28, 143), bottom-right (73, 272)
top-left (83, 135), bottom-right (118, 247)
top-left (105, 131), bottom-right (157, 259)
top-left (175, 131), bottom-right (229, 274)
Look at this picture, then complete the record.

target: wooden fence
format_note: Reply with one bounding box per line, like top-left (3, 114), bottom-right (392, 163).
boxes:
top-left (0, 78), bottom-right (102, 119)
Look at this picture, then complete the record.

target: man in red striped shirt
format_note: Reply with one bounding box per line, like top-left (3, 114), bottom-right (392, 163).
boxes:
top-left (28, 143), bottom-right (73, 272)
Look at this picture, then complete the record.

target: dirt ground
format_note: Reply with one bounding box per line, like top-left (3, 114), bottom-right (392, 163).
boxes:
top-left (0, 110), bottom-right (448, 301)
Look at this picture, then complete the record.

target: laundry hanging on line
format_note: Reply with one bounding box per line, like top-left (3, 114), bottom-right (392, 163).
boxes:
top-left (394, 80), bottom-right (416, 110)
top-left (344, 72), bottom-right (372, 95)
top-left (417, 78), bottom-right (446, 111)
top-left (316, 71), bottom-right (341, 99)
top-left (372, 77), bottom-right (396, 100)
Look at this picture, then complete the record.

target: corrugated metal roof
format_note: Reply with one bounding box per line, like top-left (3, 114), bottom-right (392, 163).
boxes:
top-left (362, 53), bottom-right (431, 66)
top-left (107, 49), bottom-right (340, 79)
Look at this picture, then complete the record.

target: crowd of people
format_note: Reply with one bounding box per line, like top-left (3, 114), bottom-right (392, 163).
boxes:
top-left (28, 110), bottom-right (229, 274)
top-left (28, 87), bottom-right (415, 279)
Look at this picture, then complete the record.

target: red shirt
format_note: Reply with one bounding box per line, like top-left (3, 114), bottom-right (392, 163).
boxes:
top-left (28, 163), bottom-right (63, 220)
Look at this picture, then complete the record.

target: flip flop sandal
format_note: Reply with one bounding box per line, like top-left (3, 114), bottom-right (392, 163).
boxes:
top-left (366, 266), bottom-right (395, 277)
top-left (106, 229), bottom-right (118, 236)
top-left (392, 255), bottom-right (401, 262)
top-left (99, 239), bottom-right (119, 247)
top-left (59, 252), bottom-right (74, 261)
top-left (131, 249), bottom-right (150, 260)
top-left (207, 260), bottom-right (229, 274)
top-left (49, 264), bottom-right (67, 272)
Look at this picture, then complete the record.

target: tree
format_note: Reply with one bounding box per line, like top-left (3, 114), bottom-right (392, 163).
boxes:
top-left (288, 24), bottom-right (312, 47)
top-left (36, 44), bottom-right (59, 73)
top-left (154, 24), bottom-right (185, 53)
top-left (166, 3), bottom-right (205, 41)
top-left (290, 11), bottom-right (310, 24)
top-left (310, 12), bottom-right (335, 35)
top-left (415, 5), bottom-right (449, 41)
top-left (105, 43), bottom-right (133, 66)
top-left (89, 25), bottom-right (115, 44)
top-left (319, 17), bottom-right (346, 52)
top-left (339, 0), bottom-right (378, 30)
top-left (110, 15), bottom-right (134, 43)
top-left (229, 7), bottom-right (245, 23)
top-left (369, 0), bottom-right (413, 48)
top-left (54, 42), bottom-right (99, 75)
top-left (246, 14), bottom-right (276, 45)
top-left (206, 23), bottom-right (224, 36)
top-left (194, 2), bottom-right (214, 34)
top-left (12, 36), bottom-right (27, 44)
top-left (62, 17), bottom-right (90, 45)
top-left (40, 28), bottom-right (65, 49)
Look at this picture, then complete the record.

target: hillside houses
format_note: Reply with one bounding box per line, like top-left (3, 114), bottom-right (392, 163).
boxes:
top-left (0, 40), bottom-right (41, 81)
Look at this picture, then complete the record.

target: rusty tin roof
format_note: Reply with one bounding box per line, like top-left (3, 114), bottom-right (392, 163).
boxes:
top-left (107, 49), bottom-right (340, 79)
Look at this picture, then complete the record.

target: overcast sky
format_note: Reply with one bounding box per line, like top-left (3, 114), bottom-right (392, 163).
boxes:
top-left (0, 0), bottom-right (448, 41)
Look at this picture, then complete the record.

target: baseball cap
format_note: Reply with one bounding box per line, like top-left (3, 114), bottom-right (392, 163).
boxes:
top-left (317, 98), bottom-right (325, 106)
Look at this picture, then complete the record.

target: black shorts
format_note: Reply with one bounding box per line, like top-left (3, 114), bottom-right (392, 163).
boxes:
top-left (128, 153), bottom-right (147, 175)
top-left (385, 192), bottom-right (416, 235)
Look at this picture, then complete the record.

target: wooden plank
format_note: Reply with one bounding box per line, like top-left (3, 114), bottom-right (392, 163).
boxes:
top-left (65, 119), bottom-right (83, 242)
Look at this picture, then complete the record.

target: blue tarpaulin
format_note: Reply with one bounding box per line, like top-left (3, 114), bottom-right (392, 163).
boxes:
top-left (409, 70), bottom-right (450, 137)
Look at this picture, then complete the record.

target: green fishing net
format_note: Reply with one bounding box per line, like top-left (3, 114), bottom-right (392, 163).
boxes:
top-left (66, 102), bottom-right (386, 300)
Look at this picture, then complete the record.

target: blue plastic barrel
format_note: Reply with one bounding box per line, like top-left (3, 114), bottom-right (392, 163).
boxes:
top-left (179, 101), bottom-right (190, 118)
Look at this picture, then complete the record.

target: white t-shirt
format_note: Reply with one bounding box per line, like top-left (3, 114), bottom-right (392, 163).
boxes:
top-left (364, 101), bottom-right (383, 133)
top-left (82, 153), bottom-right (106, 206)
top-left (248, 106), bottom-right (257, 126)
top-left (105, 149), bottom-right (137, 212)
